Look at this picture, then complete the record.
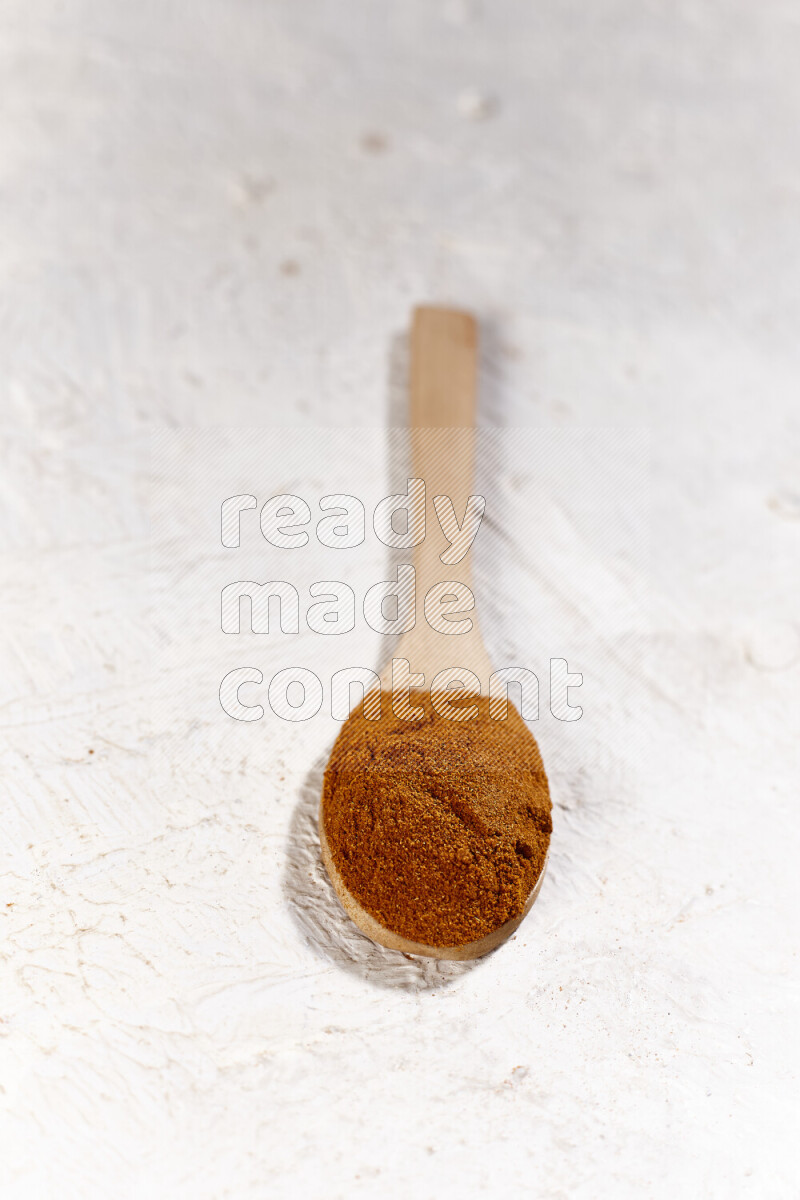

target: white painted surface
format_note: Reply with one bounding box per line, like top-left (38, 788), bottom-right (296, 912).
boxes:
top-left (1, 2), bottom-right (799, 1196)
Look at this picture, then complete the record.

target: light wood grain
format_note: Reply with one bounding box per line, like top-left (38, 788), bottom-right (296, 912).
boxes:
top-left (409, 306), bottom-right (477, 429)
top-left (380, 307), bottom-right (494, 691)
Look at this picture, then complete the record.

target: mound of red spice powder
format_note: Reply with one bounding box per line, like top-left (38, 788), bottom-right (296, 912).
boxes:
top-left (321, 690), bottom-right (552, 947)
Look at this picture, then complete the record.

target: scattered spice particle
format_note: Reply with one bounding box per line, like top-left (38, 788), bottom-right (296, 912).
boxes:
top-left (360, 131), bottom-right (389, 154)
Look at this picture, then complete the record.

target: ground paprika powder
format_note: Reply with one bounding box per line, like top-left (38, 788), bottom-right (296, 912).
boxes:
top-left (321, 690), bottom-right (552, 947)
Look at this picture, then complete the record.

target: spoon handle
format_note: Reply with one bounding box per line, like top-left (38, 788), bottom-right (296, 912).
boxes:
top-left (409, 307), bottom-right (479, 589)
top-left (410, 306), bottom-right (477, 429)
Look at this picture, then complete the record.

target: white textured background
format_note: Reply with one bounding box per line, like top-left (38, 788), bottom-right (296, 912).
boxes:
top-left (2, 2), bottom-right (799, 1196)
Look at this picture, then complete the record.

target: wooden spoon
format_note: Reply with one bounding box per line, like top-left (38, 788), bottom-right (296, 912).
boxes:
top-left (320, 306), bottom-right (548, 959)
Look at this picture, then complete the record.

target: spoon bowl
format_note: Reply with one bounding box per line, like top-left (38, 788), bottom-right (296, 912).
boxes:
top-left (320, 817), bottom-right (548, 960)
